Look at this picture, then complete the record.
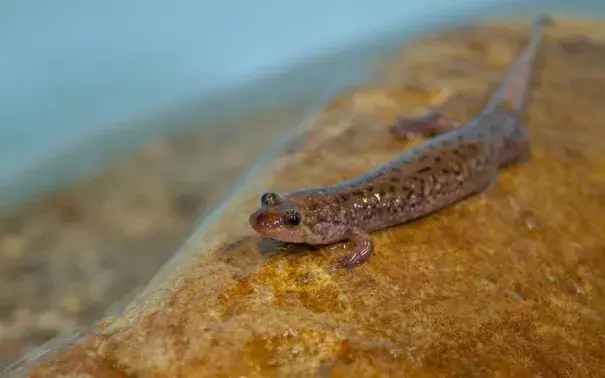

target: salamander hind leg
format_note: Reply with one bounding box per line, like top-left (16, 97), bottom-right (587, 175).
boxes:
top-left (499, 138), bottom-right (531, 167)
top-left (497, 118), bottom-right (532, 167)
top-left (331, 228), bottom-right (374, 272)
top-left (389, 110), bottom-right (461, 141)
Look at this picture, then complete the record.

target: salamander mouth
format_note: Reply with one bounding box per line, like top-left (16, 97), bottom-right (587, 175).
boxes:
top-left (249, 211), bottom-right (269, 234)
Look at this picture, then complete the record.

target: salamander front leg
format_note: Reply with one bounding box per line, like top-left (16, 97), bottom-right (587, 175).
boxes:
top-left (389, 110), bottom-right (461, 140)
top-left (332, 228), bottom-right (374, 271)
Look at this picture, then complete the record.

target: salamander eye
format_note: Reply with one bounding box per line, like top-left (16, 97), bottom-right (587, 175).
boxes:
top-left (284, 211), bottom-right (301, 226)
top-left (261, 192), bottom-right (280, 206)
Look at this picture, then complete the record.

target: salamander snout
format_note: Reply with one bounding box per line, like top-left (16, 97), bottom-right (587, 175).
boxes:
top-left (249, 210), bottom-right (278, 232)
top-left (249, 207), bottom-right (306, 244)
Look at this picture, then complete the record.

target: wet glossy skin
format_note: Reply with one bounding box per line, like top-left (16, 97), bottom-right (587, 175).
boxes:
top-left (250, 16), bottom-right (546, 270)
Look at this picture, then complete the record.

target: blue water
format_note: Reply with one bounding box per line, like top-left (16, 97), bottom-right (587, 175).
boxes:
top-left (0, 0), bottom-right (603, 208)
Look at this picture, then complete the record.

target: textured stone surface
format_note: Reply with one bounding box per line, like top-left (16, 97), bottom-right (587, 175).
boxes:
top-left (14, 17), bottom-right (605, 377)
top-left (0, 106), bottom-right (303, 370)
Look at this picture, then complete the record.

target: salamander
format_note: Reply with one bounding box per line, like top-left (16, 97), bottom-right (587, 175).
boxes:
top-left (249, 16), bottom-right (546, 270)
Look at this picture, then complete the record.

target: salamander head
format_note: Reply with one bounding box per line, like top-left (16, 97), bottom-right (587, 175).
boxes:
top-left (249, 192), bottom-right (309, 243)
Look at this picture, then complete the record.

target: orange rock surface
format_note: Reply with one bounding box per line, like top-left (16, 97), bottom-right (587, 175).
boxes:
top-left (15, 17), bottom-right (605, 377)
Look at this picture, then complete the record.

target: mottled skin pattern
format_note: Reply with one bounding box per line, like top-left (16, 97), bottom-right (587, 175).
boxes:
top-left (250, 17), bottom-right (546, 270)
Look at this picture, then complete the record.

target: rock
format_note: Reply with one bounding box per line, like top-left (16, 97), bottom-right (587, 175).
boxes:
top-left (13, 17), bottom-right (605, 377)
